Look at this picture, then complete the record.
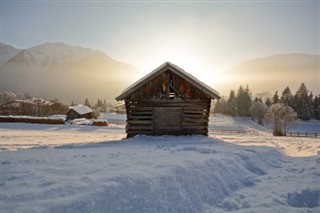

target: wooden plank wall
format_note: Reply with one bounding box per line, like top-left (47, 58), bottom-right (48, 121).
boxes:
top-left (125, 102), bottom-right (153, 137)
top-left (125, 100), bottom-right (211, 137)
top-left (153, 107), bottom-right (182, 135)
top-left (181, 101), bottom-right (210, 135)
top-left (127, 71), bottom-right (209, 101)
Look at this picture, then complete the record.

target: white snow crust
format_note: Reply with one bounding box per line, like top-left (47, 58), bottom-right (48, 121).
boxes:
top-left (1, 114), bottom-right (319, 213)
top-left (69, 105), bottom-right (93, 115)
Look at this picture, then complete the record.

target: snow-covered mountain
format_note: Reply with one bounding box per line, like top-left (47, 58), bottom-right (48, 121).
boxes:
top-left (1, 42), bottom-right (139, 104)
top-left (6, 42), bottom-right (110, 69)
top-left (219, 53), bottom-right (320, 95)
top-left (0, 42), bottom-right (21, 62)
top-left (3, 42), bottom-right (318, 103)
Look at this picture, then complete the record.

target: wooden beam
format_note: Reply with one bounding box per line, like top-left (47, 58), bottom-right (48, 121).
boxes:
top-left (169, 84), bottom-right (187, 101)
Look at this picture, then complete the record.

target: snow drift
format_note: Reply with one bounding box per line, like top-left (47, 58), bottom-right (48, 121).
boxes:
top-left (1, 135), bottom-right (319, 213)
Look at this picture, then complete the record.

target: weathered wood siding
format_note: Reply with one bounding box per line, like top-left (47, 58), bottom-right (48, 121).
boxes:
top-left (127, 71), bottom-right (209, 101)
top-left (120, 68), bottom-right (217, 137)
top-left (66, 110), bottom-right (92, 121)
top-left (125, 99), bottom-right (211, 137)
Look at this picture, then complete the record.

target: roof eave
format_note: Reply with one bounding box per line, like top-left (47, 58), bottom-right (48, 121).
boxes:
top-left (115, 62), bottom-right (221, 101)
top-left (166, 64), bottom-right (221, 100)
top-left (116, 62), bottom-right (170, 101)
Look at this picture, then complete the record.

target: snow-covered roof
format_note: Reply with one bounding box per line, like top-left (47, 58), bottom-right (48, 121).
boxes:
top-left (116, 62), bottom-right (221, 101)
top-left (69, 105), bottom-right (93, 115)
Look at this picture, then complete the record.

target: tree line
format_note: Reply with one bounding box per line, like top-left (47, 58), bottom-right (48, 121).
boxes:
top-left (214, 83), bottom-right (319, 136)
top-left (214, 83), bottom-right (320, 121)
top-left (71, 98), bottom-right (114, 113)
top-left (0, 92), bottom-right (68, 116)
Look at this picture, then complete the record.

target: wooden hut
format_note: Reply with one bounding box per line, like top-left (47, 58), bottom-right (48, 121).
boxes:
top-left (66, 105), bottom-right (93, 121)
top-left (116, 62), bottom-right (221, 137)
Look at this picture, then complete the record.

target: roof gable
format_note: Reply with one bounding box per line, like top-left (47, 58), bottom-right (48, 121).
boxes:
top-left (116, 62), bottom-right (220, 101)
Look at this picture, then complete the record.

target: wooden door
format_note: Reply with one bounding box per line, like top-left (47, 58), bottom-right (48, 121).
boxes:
top-left (153, 107), bottom-right (182, 135)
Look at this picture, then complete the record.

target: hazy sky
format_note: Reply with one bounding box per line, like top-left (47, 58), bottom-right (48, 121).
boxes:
top-left (1, 0), bottom-right (319, 84)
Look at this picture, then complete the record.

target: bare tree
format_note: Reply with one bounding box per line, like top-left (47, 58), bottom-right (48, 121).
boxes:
top-left (265, 103), bottom-right (297, 136)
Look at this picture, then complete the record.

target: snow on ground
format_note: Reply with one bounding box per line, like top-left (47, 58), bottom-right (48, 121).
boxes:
top-left (209, 114), bottom-right (320, 157)
top-left (288, 120), bottom-right (320, 133)
top-left (214, 131), bottom-right (319, 157)
top-left (0, 122), bottom-right (125, 151)
top-left (1, 113), bottom-right (320, 212)
top-left (208, 114), bottom-right (266, 131)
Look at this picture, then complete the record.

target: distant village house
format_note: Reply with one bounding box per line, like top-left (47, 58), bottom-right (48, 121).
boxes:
top-left (115, 103), bottom-right (126, 114)
top-left (66, 105), bottom-right (93, 120)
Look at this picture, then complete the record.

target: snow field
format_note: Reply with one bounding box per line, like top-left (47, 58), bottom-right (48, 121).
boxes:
top-left (209, 114), bottom-right (320, 157)
top-left (1, 113), bottom-right (319, 156)
top-left (0, 122), bottom-right (125, 151)
top-left (1, 113), bottom-right (320, 212)
top-left (1, 136), bottom-right (320, 212)
top-left (215, 131), bottom-right (320, 157)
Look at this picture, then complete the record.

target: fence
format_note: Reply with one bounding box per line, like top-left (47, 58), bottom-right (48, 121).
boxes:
top-left (286, 132), bottom-right (319, 138)
top-left (209, 129), bottom-right (254, 135)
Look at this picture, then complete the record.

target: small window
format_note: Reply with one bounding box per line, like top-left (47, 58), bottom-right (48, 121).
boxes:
top-left (169, 92), bottom-right (175, 100)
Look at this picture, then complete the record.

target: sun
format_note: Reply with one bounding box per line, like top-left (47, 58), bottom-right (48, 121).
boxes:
top-left (141, 49), bottom-right (212, 82)
top-left (133, 37), bottom-right (230, 90)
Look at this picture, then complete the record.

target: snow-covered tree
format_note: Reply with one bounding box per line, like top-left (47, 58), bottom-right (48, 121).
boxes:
top-left (249, 99), bottom-right (268, 125)
top-left (0, 92), bottom-right (16, 104)
top-left (265, 103), bottom-right (297, 136)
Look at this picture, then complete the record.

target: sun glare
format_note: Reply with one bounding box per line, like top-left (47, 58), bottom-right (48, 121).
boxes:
top-left (139, 48), bottom-right (224, 87)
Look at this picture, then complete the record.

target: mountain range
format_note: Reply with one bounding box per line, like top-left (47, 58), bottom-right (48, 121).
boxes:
top-left (1, 42), bottom-right (139, 104)
top-left (1, 43), bottom-right (21, 62)
top-left (1, 42), bottom-right (319, 105)
top-left (219, 53), bottom-right (319, 96)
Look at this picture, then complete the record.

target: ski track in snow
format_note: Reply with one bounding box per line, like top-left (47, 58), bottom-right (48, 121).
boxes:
top-left (1, 114), bottom-right (320, 212)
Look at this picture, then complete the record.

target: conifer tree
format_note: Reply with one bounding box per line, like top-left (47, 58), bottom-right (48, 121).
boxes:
top-left (272, 91), bottom-right (280, 104)
top-left (226, 90), bottom-right (237, 116)
top-left (280, 86), bottom-right (294, 108)
top-left (84, 98), bottom-right (91, 107)
top-left (96, 98), bottom-right (103, 108)
top-left (265, 98), bottom-right (272, 107)
top-left (103, 99), bottom-right (107, 112)
top-left (236, 85), bottom-right (252, 116)
top-left (214, 97), bottom-right (227, 114)
top-left (294, 83), bottom-right (313, 120)
top-left (313, 95), bottom-right (320, 120)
